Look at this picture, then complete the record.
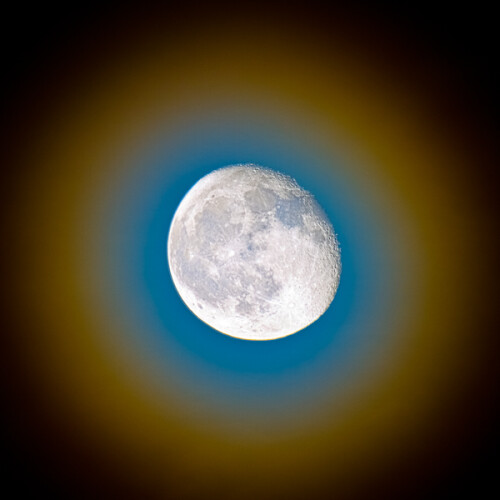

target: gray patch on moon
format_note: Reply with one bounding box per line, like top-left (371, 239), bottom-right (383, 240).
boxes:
top-left (167, 164), bottom-right (341, 340)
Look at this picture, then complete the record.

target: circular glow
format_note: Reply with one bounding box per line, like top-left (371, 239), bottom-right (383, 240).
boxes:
top-left (167, 164), bottom-right (341, 340)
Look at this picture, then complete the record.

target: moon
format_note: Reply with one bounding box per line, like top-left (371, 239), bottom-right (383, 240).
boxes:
top-left (167, 164), bottom-right (341, 340)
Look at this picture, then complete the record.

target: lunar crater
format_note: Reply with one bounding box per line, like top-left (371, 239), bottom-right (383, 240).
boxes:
top-left (168, 164), bottom-right (341, 340)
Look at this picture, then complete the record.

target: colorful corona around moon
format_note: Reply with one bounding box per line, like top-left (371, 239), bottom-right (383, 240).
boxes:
top-left (4, 6), bottom-right (496, 499)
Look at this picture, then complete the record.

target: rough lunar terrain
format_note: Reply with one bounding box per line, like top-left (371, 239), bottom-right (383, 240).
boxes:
top-left (167, 164), bottom-right (341, 340)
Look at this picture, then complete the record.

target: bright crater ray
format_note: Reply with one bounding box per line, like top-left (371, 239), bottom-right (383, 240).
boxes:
top-left (167, 164), bottom-right (341, 340)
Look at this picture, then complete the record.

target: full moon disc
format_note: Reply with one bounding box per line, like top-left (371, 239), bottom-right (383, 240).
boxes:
top-left (167, 164), bottom-right (341, 340)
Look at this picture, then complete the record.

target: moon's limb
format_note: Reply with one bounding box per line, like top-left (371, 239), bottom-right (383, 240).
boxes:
top-left (167, 164), bottom-right (341, 340)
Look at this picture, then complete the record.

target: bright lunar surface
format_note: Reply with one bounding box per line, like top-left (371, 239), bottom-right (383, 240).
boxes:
top-left (167, 164), bottom-right (341, 340)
